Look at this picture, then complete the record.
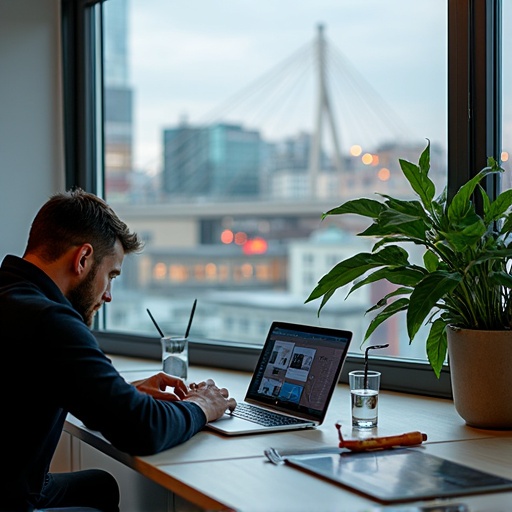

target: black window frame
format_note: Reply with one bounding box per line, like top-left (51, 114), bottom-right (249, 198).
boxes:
top-left (61, 0), bottom-right (503, 398)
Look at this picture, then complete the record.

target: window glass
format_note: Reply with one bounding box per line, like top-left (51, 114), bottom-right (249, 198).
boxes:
top-left (503, 2), bottom-right (511, 185)
top-left (102, 0), bottom-right (447, 363)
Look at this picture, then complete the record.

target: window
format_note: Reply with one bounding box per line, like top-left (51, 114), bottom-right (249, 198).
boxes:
top-left (102, 0), bottom-right (447, 356)
top-left (63, 0), bottom-right (505, 397)
top-left (504, 2), bottom-right (512, 182)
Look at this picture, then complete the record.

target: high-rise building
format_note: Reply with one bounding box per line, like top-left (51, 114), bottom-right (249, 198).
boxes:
top-left (162, 123), bottom-right (210, 196)
top-left (163, 122), bottom-right (261, 198)
top-left (103, 0), bottom-right (133, 199)
top-left (210, 123), bottom-right (261, 197)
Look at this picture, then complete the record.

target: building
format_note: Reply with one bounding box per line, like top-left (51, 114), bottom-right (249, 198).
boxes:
top-left (162, 123), bottom-right (210, 196)
top-left (103, 0), bottom-right (133, 199)
top-left (163, 122), bottom-right (262, 199)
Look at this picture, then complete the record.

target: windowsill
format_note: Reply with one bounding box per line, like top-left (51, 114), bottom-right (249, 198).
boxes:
top-left (94, 330), bottom-right (453, 399)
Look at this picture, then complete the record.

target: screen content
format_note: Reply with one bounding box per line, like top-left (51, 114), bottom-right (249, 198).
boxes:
top-left (246, 324), bottom-right (351, 417)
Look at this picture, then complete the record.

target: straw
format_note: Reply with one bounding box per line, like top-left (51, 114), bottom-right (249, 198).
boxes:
top-left (363, 344), bottom-right (389, 389)
top-left (146, 308), bottom-right (165, 338)
top-left (184, 299), bottom-right (197, 338)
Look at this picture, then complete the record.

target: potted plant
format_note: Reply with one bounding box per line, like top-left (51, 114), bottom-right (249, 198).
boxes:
top-left (306, 140), bottom-right (512, 428)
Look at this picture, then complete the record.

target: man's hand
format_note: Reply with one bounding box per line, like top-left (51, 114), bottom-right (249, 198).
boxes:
top-left (184, 378), bottom-right (237, 422)
top-left (132, 372), bottom-right (188, 401)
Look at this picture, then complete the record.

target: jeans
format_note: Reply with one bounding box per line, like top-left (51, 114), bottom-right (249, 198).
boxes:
top-left (31, 470), bottom-right (120, 512)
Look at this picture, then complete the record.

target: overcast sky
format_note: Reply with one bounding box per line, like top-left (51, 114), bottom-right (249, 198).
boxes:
top-left (121, 0), bottom-right (510, 174)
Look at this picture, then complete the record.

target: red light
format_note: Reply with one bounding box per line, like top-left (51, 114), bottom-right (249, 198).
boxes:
top-left (234, 232), bottom-right (248, 245)
top-left (242, 237), bottom-right (268, 255)
top-left (221, 229), bottom-right (234, 244)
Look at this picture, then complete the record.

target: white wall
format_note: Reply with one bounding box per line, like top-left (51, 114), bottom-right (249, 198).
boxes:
top-left (0, 0), bottom-right (64, 260)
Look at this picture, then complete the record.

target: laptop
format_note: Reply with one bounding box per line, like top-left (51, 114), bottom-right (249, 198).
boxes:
top-left (207, 321), bottom-right (352, 436)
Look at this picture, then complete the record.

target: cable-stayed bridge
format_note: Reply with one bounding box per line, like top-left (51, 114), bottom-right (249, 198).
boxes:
top-left (156, 24), bottom-right (425, 205)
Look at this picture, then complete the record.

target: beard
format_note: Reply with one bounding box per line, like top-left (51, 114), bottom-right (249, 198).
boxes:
top-left (67, 263), bottom-right (100, 328)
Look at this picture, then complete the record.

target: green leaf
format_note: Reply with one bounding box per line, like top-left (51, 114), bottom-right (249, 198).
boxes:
top-left (423, 250), bottom-right (440, 272)
top-left (491, 156), bottom-right (501, 168)
top-left (418, 139), bottom-right (431, 175)
top-left (407, 271), bottom-right (462, 340)
top-left (473, 248), bottom-right (512, 265)
top-left (479, 184), bottom-right (492, 220)
top-left (448, 166), bottom-right (500, 224)
top-left (489, 271), bottom-right (512, 289)
top-left (380, 196), bottom-right (430, 221)
top-left (360, 216), bottom-right (428, 240)
top-left (364, 298), bottom-right (409, 341)
top-left (372, 235), bottom-right (424, 251)
top-left (487, 188), bottom-right (512, 223)
top-left (373, 209), bottom-right (429, 240)
top-left (432, 240), bottom-right (456, 264)
top-left (349, 267), bottom-right (424, 295)
top-left (366, 288), bottom-right (413, 313)
top-left (434, 187), bottom-right (447, 209)
top-left (322, 198), bottom-right (384, 220)
top-left (305, 246), bottom-right (410, 305)
top-left (440, 217), bottom-right (487, 252)
top-left (398, 143), bottom-right (436, 207)
top-left (500, 213), bottom-right (512, 235)
top-left (317, 288), bottom-right (336, 316)
top-left (426, 319), bottom-right (447, 378)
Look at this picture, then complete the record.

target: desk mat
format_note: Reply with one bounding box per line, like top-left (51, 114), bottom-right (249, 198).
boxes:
top-left (284, 448), bottom-right (512, 504)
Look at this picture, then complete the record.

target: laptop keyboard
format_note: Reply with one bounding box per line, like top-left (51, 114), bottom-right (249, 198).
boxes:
top-left (231, 402), bottom-right (311, 427)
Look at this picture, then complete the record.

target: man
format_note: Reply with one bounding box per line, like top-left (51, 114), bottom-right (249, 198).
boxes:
top-left (0, 189), bottom-right (236, 511)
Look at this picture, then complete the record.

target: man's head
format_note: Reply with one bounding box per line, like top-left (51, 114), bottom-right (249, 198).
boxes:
top-left (24, 188), bottom-right (144, 326)
top-left (24, 188), bottom-right (143, 263)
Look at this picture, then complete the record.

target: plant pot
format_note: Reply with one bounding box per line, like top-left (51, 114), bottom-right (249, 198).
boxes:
top-left (447, 326), bottom-right (512, 429)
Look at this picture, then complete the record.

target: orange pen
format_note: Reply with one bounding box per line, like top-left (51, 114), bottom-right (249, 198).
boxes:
top-left (335, 422), bottom-right (427, 452)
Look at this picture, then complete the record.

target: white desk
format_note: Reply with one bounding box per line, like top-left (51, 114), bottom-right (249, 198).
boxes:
top-left (62, 355), bottom-right (512, 512)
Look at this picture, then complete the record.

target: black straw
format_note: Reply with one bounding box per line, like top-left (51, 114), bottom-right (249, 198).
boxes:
top-left (184, 299), bottom-right (197, 338)
top-left (146, 308), bottom-right (165, 338)
top-left (364, 344), bottom-right (389, 388)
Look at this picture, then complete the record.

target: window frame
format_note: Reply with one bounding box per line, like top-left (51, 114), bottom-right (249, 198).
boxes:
top-left (62, 0), bottom-right (503, 398)
top-left (62, 0), bottom-right (105, 195)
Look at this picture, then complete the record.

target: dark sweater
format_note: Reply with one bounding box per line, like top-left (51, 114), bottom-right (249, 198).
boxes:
top-left (0, 255), bottom-right (206, 510)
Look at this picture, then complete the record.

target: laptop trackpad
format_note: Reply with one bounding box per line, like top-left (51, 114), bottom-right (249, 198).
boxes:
top-left (206, 412), bottom-right (274, 435)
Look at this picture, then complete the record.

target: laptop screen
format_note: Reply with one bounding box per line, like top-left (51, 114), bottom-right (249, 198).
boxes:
top-left (245, 322), bottom-right (352, 422)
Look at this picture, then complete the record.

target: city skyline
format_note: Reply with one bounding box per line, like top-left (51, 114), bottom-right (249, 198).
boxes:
top-left (100, 0), bottom-right (509, 361)
top-left (125, 0), bottom-right (448, 176)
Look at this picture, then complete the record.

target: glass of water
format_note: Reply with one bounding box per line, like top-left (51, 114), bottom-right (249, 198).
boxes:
top-left (349, 370), bottom-right (381, 429)
top-left (161, 336), bottom-right (188, 380)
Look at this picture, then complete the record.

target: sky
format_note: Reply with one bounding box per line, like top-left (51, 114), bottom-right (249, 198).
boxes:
top-left (116, 0), bottom-right (510, 175)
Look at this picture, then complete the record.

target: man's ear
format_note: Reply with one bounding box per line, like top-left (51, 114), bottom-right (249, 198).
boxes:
top-left (72, 243), bottom-right (94, 276)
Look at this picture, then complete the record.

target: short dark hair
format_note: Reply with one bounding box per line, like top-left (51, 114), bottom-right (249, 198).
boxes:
top-left (24, 188), bottom-right (144, 263)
